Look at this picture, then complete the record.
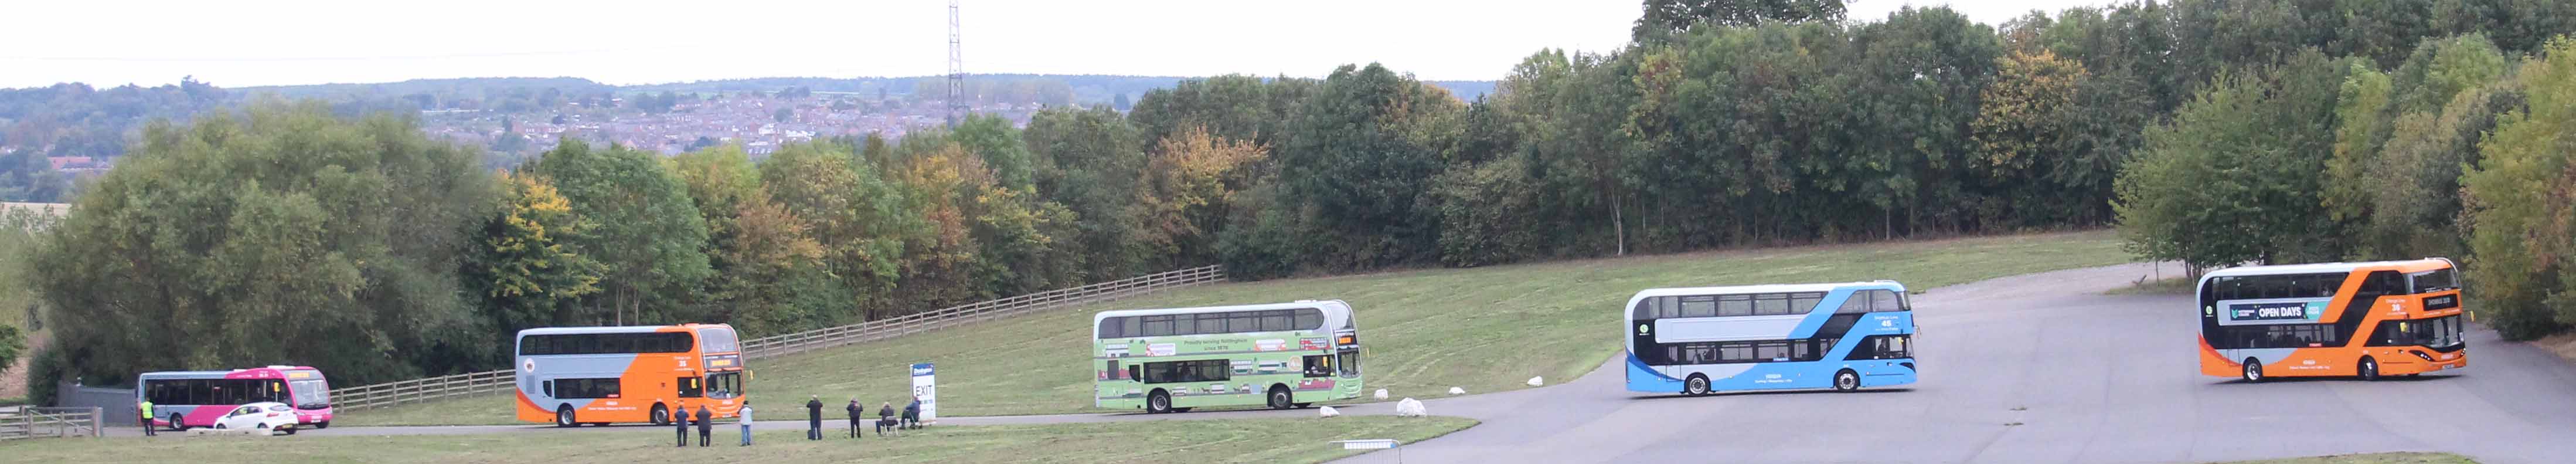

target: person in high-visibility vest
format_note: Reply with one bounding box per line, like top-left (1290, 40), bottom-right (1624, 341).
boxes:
top-left (138, 399), bottom-right (156, 436)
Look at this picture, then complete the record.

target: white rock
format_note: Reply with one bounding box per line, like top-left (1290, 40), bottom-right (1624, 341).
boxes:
top-left (1394, 398), bottom-right (1427, 417)
top-left (1373, 388), bottom-right (1389, 400)
top-left (1447, 386), bottom-right (1466, 395)
top-left (1318, 405), bottom-right (1341, 418)
top-left (1527, 376), bottom-right (1544, 387)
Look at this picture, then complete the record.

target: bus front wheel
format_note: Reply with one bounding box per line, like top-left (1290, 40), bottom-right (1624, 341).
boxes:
top-left (1833, 370), bottom-right (1860, 392)
top-left (1146, 390), bottom-right (1172, 414)
top-left (1685, 374), bottom-right (1711, 396)
top-left (554, 405), bottom-right (576, 427)
top-left (2242, 358), bottom-right (2265, 382)
top-left (2357, 357), bottom-right (2380, 381)
top-left (169, 414), bottom-right (186, 431)
top-left (1267, 385), bottom-right (1293, 409)
top-left (314, 421), bottom-right (328, 429)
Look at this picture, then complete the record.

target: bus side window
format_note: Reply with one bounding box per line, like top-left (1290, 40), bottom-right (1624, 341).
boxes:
top-left (1303, 355), bottom-right (1332, 377)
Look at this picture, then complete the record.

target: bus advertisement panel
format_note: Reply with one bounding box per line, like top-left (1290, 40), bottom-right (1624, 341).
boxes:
top-left (1093, 300), bottom-right (1363, 414)
top-left (2197, 258), bottom-right (2467, 381)
top-left (1624, 282), bottom-right (1917, 395)
top-left (513, 323), bottom-right (746, 426)
top-left (138, 366), bottom-right (334, 430)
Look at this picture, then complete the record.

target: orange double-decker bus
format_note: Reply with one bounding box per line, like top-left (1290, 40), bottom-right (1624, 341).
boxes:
top-left (513, 323), bottom-right (746, 426)
top-left (2197, 258), bottom-right (2466, 382)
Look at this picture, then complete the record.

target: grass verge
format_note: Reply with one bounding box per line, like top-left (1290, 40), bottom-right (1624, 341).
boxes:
top-left (343, 231), bottom-right (2130, 426)
top-left (2212, 452), bottom-right (2477, 463)
top-left (2, 416), bottom-right (1474, 464)
top-left (2105, 276), bottom-right (2193, 295)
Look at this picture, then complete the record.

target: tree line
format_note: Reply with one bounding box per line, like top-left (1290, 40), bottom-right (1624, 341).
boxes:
top-left (12, 0), bottom-right (2575, 397)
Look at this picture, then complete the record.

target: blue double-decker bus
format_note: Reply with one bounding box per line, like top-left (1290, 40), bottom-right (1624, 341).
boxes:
top-left (1624, 281), bottom-right (1917, 395)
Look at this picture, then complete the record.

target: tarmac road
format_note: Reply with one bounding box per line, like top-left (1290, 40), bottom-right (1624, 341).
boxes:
top-left (114, 263), bottom-right (2576, 464)
top-left (1330, 262), bottom-right (2576, 464)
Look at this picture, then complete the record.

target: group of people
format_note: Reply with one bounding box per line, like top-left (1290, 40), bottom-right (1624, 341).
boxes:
top-left (671, 402), bottom-right (724, 446)
top-left (804, 394), bottom-right (924, 441)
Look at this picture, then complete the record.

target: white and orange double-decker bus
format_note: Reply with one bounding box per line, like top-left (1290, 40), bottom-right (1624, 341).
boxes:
top-left (2197, 258), bottom-right (2467, 382)
top-left (513, 323), bottom-right (746, 426)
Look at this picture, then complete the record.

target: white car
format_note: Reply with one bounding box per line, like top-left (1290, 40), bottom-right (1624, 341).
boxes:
top-left (212, 402), bottom-right (299, 435)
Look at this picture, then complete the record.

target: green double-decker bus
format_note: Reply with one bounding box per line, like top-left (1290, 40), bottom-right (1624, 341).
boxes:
top-left (1092, 300), bottom-right (1364, 413)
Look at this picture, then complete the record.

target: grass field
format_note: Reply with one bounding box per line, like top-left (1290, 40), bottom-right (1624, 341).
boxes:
top-left (2216, 452), bottom-right (2478, 463)
top-left (0, 416), bottom-right (1474, 464)
top-left (343, 232), bottom-right (2131, 426)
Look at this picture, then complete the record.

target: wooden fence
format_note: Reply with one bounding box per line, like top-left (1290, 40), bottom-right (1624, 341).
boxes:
top-left (331, 265), bottom-right (1226, 411)
top-left (0, 407), bottom-right (103, 440)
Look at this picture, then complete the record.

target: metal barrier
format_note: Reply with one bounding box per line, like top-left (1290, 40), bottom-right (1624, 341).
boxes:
top-left (331, 265), bottom-right (1226, 411)
top-left (0, 407), bottom-right (103, 440)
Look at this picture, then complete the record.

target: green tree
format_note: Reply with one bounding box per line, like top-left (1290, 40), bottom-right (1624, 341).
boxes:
top-left (2116, 52), bottom-right (2357, 271)
top-left (464, 172), bottom-right (603, 363)
top-left (1632, 0), bottom-right (1848, 45)
top-left (32, 101), bottom-right (503, 384)
top-left (1132, 126), bottom-right (1266, 269)
top-left (2459, 38), bottom-right (2576, 339)
top-left (1971, 49), bottom-right (2092, 225)
top-left (760, 141), bottom-right (910, 322)
top-left (1275, 63), bottom-right (1464, 269)
top-left (528, 140), bottom-right (713, 326)
top-left (1025, 106), bottom-right (1148, 275)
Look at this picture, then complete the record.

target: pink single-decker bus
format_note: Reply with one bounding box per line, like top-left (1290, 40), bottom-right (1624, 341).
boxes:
top-left (138, 365), bottom-right (335, 430)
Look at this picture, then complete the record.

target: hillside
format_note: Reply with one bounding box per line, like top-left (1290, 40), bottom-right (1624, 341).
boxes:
top-left (343, 231), bottom-right (2130, 426)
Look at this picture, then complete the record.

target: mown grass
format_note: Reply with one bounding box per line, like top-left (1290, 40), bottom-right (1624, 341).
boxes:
top-left (1, 416), bottom-right (1474, 464)
top-left (2213, 452), bottom-right (2478, 464)
top-left (343, 231), bottom-right (2130, 426)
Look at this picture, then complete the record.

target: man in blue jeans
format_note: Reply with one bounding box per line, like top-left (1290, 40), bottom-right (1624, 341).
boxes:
top-left (737, 400), bottom-right (754, 446)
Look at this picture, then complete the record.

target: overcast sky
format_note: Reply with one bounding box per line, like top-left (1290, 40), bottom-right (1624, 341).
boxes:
top-left (0, 0), bottom-right (2099, 89)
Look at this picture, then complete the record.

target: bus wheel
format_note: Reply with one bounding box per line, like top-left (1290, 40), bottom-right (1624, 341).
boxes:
top-left (1685, 374), bottom-right (1711, 396)
top-left (1146, 390), bottom-right (1172, 414)
top-left (554, 405), bottom-right (577, 427)
top-left (2242, 358), bottom-right (2265, 382)
top-left (650, 404), bottom-right (670, 426)
top-left (170, 414), bottom-right (186, 431)
top-left (2357, 357), bottom-right (2380, 381)
top-left (1833, 370), bottom-right (1860, 392)
top-left (1267, 385), bottom-right (1293, 409)
top-left (314, 421), bottom-right (328, 429)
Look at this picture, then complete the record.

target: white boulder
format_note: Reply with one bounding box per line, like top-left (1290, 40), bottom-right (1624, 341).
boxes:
top-left (1318, 405), bottom-right (1342, 418)
top-left (1395, 398), bottom-right (1427, 417)
top-left (1527, 376), bottom-right (1544, 387)
top-left (1373, 388), bottom-right (1389, 400)
top-left (1447, 386), bottom-right (1466, 395)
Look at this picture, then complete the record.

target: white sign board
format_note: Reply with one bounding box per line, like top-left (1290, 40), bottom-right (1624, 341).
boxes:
top-left (910, 363), bottom-right (937, 423)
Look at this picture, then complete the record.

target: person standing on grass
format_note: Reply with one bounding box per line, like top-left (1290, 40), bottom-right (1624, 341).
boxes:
top-left (139, 399), bottom-right (155, 436)
top-left (695, 404), bottom-right (713, 446)
top-left (672, 402), bottom-right (688, 448)
top-left (845, 399), bottom-right (864, 438)
top-left (737, 400), bottom-right (754, 446)
top-left (805, 395), bottom-right (824, 441)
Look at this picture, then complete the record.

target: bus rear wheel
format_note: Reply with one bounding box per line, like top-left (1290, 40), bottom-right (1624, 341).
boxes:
top-left (649, 404), bottom-right (670, 426)
top-left (1685, 374), bottom-right (1711, 396)
top-left (1146, 390), bottom-right (1173, 414)
top-left (1833, 370), bottom-right (1860, 392)
top-left (2242, 358), bottom-right (2265, 382)
top-left (1267, 385), bottom-right (1294, 409)
top-left (2357, 357), bottom-right (2380, 381)
top-left (554, 405), bottom-right (577, 427)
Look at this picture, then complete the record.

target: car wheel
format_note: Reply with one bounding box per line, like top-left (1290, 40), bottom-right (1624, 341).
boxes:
top-left (1146, 390), bottom-right (1172, 414)
top-left (555, 405), bottom-right (576, 427)
top-left (2242, 358), bottom-right (2265, 382)
top-left (1834, 370), bottom-right (1860, 392)
top-left (215, 423), bottom-right (226, 429)
top-left (1685, 374), bottom-right (1711, 396)
top-left (1267, 385), bottom-right (1294, 409)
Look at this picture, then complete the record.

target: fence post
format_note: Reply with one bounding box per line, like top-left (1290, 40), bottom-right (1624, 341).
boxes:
top-left (88, 407), bottom-right (101, 437)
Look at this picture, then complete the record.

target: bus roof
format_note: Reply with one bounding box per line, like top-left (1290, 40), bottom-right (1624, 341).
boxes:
top-left (2200, 258), bottom-right (2454, 280)
top-left (1629, 281), bottom-right (1905, 299)
top-left (515, 323), bottom-right (731, 337)
top-left (1093, 300), bottom-right (1353, 322)
top-left (138, 366), bottom-right (318, 379)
